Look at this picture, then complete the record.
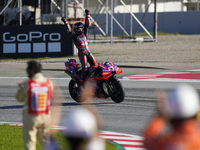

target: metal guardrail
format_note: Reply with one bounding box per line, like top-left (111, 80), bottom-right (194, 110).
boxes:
top-left (73, 0), bottom-right (157, 43)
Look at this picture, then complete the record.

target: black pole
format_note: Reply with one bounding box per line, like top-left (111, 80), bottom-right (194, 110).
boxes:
top-left (133, 1), bottom-right (152, 37)
top-left (41, 0), bottom-right (43, 24)
top-left (94, 26), bottom-right (96, 40)
top-left (4, 0), bottom-right (6, 25)
top-left (154, 0), bottom-right (157, 42)
top-left (34, 0), bottom-right (37, 24)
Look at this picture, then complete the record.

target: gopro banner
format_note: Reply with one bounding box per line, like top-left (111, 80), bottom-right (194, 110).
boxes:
top-left (0, 25), bottom-right (76, 59)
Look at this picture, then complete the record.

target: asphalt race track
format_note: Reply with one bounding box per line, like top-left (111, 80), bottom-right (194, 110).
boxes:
top-left (1, 71), bottom-right (200, 137)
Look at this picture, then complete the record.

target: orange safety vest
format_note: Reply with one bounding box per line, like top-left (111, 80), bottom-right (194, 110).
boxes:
top-left (143, 116), bottom-right (200, 150)
top-left (27, 79), bottom-right (52, 115)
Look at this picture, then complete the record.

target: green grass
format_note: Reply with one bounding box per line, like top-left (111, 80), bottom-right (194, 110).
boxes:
top-left (0, 125), bottom-right (42, 150)
top-left (0, 125), bottom-right (118, 150)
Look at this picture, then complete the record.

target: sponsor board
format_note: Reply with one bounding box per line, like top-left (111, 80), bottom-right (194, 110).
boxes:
top-left (0, 25), bottom-right (76, 58)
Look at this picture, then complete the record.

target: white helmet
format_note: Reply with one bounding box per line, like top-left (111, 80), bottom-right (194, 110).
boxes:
top-left (64, 107), bottom-right (98, 139)
top-left (162, 84), bottom-right (200, 119)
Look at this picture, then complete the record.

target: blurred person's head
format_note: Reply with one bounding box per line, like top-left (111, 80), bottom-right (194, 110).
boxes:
top-left (64, 107), bottom-right (98, 150)
top-left (157, 84), bottom-right (200, 126)
top-left (26, 60), bottom-right (42, 78)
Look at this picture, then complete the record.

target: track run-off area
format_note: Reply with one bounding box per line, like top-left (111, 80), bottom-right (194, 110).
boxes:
top-left (1, 63), bottom-right (200, 149)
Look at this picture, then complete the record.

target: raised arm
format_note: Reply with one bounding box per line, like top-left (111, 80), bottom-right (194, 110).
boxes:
top-left (61, 17), bottom-right (77, 41)
top-left (61, 17), bottom-right (72, 33)
top-left (84, 9), bottom-right (92, 35)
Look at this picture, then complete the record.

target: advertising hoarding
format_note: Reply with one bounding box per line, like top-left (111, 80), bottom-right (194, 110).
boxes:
top-left (0, 25), bottom-right (76, 59)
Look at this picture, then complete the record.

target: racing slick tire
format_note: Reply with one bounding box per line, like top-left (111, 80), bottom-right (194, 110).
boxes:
top-left (108, 80), bottom-right (125, 103)
top-left (69, 79), bottom-right (82, 102)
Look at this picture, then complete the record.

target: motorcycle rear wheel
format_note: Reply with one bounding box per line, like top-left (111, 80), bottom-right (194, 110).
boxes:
top-left (69, 79), bottom-right (81, 102)
top-left (108, 80), bottom-right (125, 103)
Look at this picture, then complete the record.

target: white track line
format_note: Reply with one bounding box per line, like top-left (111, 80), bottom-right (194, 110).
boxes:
top-left (0, 77), bottom-right (71, 80)
top-left (0, 76), bottom-right (199, 82)
top-left (121, 78), bottom-right (200, 82)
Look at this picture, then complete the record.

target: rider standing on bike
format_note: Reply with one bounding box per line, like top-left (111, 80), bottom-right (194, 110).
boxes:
top-left (61, 9), bottom-right (98, 77)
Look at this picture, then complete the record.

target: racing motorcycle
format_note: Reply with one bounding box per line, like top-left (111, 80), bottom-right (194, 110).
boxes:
top-left (64, 59), bottom-right (125, 103)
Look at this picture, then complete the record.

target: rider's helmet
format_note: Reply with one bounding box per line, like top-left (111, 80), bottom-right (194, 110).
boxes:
top-left (73, 22), bottom-right (84, 36)
top-left (161, 84), bottom-right (200, 119)
top-left (64, 107), bottom-right (98, 139)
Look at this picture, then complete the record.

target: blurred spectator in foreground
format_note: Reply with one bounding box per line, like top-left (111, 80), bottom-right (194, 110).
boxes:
top-left (143, 84), bottom-right (200, 150)
top-left (48, 77), bottom-right (105, 150)
top-left (15, 60), bottom-right (57, 150)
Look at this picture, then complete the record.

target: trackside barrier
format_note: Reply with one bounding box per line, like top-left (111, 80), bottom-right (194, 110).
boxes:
top-left (88, 38), bottom-right (155, 43)
top-left (0, 25), bottom-right (77, 59)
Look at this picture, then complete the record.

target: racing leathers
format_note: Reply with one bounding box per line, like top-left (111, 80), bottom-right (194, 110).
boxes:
top-left (62, 10), bottom-right (97, 74)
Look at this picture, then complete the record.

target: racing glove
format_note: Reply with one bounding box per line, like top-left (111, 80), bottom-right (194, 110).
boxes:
top-left (61, 17), bottom-right (71, 33)
top-left (85, 9), bottom-right (90, 15)
top-left (61, 17), bottom-right (66, 23)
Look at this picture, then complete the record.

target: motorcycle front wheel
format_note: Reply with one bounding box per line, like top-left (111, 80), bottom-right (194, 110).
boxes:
top-left (108, 80), bottom-right (125, 103)
top-left (69, 79), bottom-right (81, 102)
